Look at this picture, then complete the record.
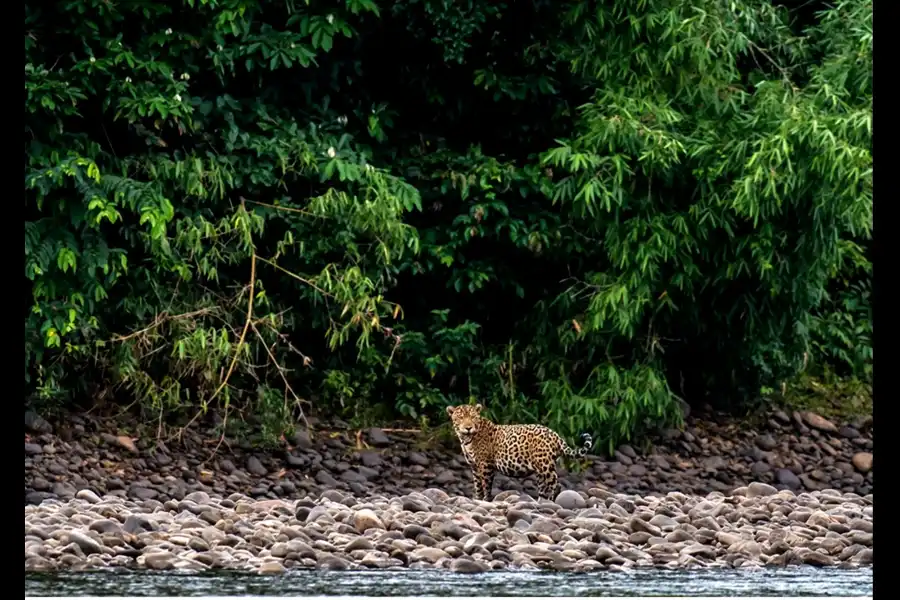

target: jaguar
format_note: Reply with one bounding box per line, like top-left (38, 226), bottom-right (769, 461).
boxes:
top-left (446, 403), bottom-right (593, 501)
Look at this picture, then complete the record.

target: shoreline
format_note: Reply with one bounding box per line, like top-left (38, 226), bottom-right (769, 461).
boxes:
top-left (25, 563), bottom-right (878, 574)
top-left (24, 407), bottom-right (873, 574)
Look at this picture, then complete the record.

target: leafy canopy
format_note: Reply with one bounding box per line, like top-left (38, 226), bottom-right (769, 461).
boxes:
top-left (25, 0), bottom-right (871, 450)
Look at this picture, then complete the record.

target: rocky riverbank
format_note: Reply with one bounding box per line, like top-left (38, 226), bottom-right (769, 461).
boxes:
top-left (24, 406), bottom-right (874, 573)
top-left (25, 407), bottom-right (873, 505)
top-left (25, 485), bottom-right (873, 573)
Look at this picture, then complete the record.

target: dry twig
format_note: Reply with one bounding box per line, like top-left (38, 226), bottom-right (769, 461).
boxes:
top-left (250, 321), bottom-right (309, 427)
top-left (203, 202), bottom-right (258, 459)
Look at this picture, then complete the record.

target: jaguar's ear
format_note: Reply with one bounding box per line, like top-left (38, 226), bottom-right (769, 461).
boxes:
top-left (446, 406), bottom-right (455, 416)
top-left (474, 403), bottom-right (483, 412)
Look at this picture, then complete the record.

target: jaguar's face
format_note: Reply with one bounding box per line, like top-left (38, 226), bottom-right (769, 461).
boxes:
top-left (446, 403), bottom-right (483, 439)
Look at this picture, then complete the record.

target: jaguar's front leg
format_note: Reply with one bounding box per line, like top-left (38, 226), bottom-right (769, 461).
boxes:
top-left (475, 463), bottom-right (495, 501)
top-left (469, 463), bottom-right (484, 500)
top-left (482, 468), bottom-right (495, 502)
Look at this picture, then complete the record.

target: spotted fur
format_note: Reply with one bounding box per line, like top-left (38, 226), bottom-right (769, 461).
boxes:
top-left (446, 403), bottom-right (593, 501)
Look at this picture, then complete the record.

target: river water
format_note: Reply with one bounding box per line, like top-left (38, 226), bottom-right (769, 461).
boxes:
top-left (25, 566), bottom-right (872, 596)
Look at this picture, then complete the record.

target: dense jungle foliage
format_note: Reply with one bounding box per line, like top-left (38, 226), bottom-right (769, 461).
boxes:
top-left (25, 0), bottom-right (872, 451)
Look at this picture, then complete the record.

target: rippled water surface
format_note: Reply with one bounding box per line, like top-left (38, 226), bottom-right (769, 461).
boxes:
top-left (26, 566), bottom-right (872, 597)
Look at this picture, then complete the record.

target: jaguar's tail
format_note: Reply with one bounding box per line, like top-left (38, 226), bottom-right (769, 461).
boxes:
top-left (562, 432), bottom-right (593, 457)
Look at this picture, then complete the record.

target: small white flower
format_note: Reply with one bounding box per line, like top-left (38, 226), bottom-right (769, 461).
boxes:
top-left (326, 147), bottom-right (336, 158)
top-left (89, 57), bottom-right (96, 63)
top-left (365, 164), bottom-right (374, 172)
top-left (290, 43), bottom-right (295, 48)
top-left (338, 115), bottom-right (348, 125)
top-left (180, 72), bottom-right (190, 81)
top-left (125, 76), bottom-right (132, 83)
top-left (217, 44), bottom-right (223, 51)
top-left (174, 94), bottom-right (182, 102)
top-left (165, 28), bottom-right (173, 35)
top-left (326, 14), bottom-right (334, 24)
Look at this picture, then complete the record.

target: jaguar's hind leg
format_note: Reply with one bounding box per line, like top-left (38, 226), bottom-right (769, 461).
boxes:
top-left (535, 464), bottom-right (560, 500)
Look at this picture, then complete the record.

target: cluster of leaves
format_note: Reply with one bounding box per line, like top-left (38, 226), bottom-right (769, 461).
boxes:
top-left (25, 0), bottom-right (871, 452)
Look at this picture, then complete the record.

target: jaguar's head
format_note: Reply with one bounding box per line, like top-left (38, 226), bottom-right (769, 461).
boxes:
top-left (446, 403), bottom-right (484, 440)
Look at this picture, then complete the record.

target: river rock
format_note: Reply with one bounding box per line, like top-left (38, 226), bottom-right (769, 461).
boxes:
top-left (775, 469), bottom-right (802, 490)
top-left (246, 457), bottom-right (267, 476)
top-left (64, 531), bottom-right (104, 555)
top-left (25, 411), bottom-right (53, 434)
top-left (366, 428), bottom-right (391, 447)
top-left (258, 561), bottom-right (287, 574)
top-left (802, 412), bottom-right (838, 434)
top-left (75, 489), bottom-right (102, 504)
top-left (353, 509), bottom-right (385, 532)
top-left (746, 482), bottom-right (778, 498)
top-left (450, 557), bottom-right (488, 573)
top-left (851, 452), bottom-right (873, 473)
top-left (142, 551), bottom-right (175, 570)
top-left (555, 490), bottom-right (586, 510)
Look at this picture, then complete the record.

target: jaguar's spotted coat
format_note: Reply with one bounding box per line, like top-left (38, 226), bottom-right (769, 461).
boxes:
top-left (446, 403), bottom-right (593, 501)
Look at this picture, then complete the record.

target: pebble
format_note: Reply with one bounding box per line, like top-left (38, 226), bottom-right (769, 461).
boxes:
top-left (746, 482), bottom-right (778, 498)
top-left (775, 468), bottom-right (802, 489)
top-left (353, 508), bottom-right (385, 532)
top-left (555, 490), bottom-right (586, 510)
top-left (246, 457), bottom-right (267, 477)
top-left (852, 452), bottom-right (873, 473)
top-left (65, 531), bottom-right (104, 555)
top-left (25, 411), bottom-right (54, 434)
top-left (75, 489), bottom-right (102, 504)
top-left (802, 412), bottom-right (838, 433)
top-left (257, 562), bottom-right (287, 575)
top-left (450, 557), bottom-right (488, 573)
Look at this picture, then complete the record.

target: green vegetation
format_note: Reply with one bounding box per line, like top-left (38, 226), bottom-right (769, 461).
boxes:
top-left (25, 0), bottom-right (872, 452)
top-left (770, 369), bottom-right (872, 423)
